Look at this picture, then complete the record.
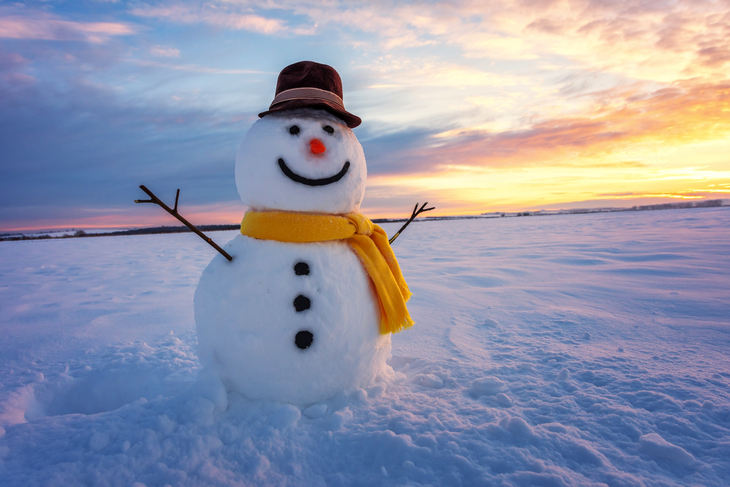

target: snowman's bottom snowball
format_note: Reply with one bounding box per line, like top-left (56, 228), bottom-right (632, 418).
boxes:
top-left (194, 234), bottom-right (391, 405)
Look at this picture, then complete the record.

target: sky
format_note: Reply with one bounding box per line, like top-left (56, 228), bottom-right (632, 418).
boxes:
top-left (1, 0), bottom-right (729, 231)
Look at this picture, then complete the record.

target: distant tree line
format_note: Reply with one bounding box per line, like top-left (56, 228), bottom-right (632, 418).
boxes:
top-left (630, 199), bottom-right (722, 211)
top-left (1, 200), bottom-right (725, 242)
top-left (0, 224), bottom-right (241, 242)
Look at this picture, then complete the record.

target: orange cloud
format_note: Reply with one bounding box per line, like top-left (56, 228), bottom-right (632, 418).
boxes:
top-left (399, 80), bottom-right (730, 172)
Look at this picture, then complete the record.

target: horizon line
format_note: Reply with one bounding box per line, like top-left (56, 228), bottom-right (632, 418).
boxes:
top-left (3, 198), bottom-right (727, 235)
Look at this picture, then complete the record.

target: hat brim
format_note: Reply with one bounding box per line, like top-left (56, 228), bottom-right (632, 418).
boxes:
top-left (258, 99), bottom-right (361, 128)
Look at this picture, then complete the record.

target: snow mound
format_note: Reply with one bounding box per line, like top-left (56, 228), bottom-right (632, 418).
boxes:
top-left (639, 433), bottom-right (699, 467)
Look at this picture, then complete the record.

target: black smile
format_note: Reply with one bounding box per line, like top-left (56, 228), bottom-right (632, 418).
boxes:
top-left (278, 158), bottom-right (350, 186)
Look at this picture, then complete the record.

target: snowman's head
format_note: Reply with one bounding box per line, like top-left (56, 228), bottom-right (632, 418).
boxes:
top-left (236, 108), bottom-right (366, 215)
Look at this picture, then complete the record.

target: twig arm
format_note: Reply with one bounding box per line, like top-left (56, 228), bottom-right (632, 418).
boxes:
top-left (135, 185), bottom-right (233, 261)
top-left (388, 202), bottom-right (435, 245)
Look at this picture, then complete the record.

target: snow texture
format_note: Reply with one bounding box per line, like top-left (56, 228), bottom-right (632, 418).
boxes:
top-left (1, 207), bottom-right (729, 486)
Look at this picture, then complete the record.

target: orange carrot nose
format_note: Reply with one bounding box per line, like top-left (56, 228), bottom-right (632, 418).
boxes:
top-left (310, 138), bottom-right (326, 154)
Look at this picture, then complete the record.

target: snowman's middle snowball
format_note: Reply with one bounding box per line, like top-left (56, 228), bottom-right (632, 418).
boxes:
top-left (194, 236), bottom-right (391, 405)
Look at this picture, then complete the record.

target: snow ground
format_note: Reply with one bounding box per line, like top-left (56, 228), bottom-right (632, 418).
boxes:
top-left (1, 207), bottom-right (729, 486)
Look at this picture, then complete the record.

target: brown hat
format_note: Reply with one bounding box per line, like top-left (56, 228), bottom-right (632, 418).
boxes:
top-left (258, 61), bottom-right (362, 128)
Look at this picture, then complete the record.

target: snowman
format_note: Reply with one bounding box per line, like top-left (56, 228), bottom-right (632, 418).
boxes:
top-left (193, 61), bottom-right (416, 405)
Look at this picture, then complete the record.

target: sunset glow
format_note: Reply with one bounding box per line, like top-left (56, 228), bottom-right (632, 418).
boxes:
top-left (1, 1), bottom-right (728, 231)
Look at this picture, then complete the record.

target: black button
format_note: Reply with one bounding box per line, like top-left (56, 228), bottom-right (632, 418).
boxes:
top-left (293, 295), bottom-right (310, 312)
top-left (294, 262), bottom-right (310, 276)
top-left (295, 330), bottom-right (314, 349)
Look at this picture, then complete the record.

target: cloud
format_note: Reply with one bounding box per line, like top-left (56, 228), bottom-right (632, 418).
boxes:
top-left (361, 58), bottom-right (524, 89)
top-left (361, 79), bottom-right (730, 176)
top-left (0, 48), bottom-right (34, 86)
top-left (0, 71), bottom-right (249, 231)
top-left (0, 49), bottom-right (26, 69)
top-left (124, 1), bottom-right (730, 84)
top-left (150, 45), bottom-right (180, 57)
top-left (126, 58), bottom-right (268, 74)
top-left (0, 9), bottom-right (135, 43)
top-left (130, 4), bottom-right (288, 34)
top-left (251, 0), bottom-right (730, 82)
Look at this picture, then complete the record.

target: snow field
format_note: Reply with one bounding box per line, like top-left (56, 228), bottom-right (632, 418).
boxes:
top-left (0, 207), bottom-right (729, 486)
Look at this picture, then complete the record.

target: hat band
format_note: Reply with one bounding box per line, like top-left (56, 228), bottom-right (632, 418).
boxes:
top-left (270, 87), bottom-right (345, 110)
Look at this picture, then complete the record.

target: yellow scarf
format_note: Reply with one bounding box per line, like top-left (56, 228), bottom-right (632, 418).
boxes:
top-left (240, 211), bottom-right (414, 335)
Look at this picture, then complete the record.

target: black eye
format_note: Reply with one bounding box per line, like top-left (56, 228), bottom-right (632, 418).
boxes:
top-left (323, 125), bottom-right (334, 135)
top-left (289, 125), bottom-right (300, 135)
